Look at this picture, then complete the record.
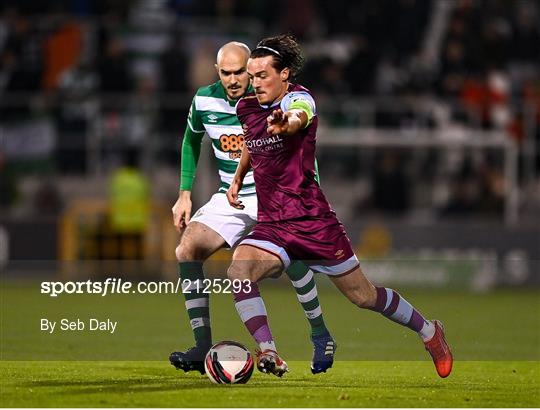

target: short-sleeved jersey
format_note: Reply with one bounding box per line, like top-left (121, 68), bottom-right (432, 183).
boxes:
top-left (236, 83), bottom-right (333, 222)
top-left (188, 81), bottom-right (255, 195)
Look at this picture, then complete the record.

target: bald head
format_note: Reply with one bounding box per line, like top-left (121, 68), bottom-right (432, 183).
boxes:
top-left (215, 42), bottom-right (251, 100)
top-left (216, 42), bottom-right (250, 65)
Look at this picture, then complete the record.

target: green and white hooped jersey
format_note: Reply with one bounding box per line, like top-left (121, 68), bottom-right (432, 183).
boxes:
top-left (188, 82), bottom-right (255, 196)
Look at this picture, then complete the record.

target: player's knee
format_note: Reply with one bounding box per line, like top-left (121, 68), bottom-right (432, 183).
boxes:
top-left (175, 243), bottom-right (197, 262)
top-left (227, 262), bottom-right (252, 282)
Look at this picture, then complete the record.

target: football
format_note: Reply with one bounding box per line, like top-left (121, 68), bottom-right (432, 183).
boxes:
top-left (204, 341), bottom-right (254, 384)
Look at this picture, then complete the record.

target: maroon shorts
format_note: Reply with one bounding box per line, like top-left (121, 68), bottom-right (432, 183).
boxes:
top-left (239, 212), bottom-right (359, 276)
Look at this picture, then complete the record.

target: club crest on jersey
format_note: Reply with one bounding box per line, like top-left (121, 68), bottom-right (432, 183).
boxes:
top-left (220, 134), bottom-right (244, 159)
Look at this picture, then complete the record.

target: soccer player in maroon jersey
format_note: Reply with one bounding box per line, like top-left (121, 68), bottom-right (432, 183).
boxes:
top-left (226, 34), bottom-right (453, 378)
top-left (168, 42), bottom-right (335, 376)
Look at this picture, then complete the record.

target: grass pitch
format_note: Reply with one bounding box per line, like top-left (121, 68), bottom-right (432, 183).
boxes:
top-left (1, 281), bottom-right (539, 407)
top-left (1, 361), bottom-right (538, 407)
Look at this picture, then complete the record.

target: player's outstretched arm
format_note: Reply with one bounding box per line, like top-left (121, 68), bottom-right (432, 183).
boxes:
top-left (267, 109), bottom-right (308, 136)
top-left (227, 145), bottom-right (251, 209)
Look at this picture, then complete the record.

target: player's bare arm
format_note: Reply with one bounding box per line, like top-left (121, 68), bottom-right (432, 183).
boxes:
top-left (227, 145), bottom-right (251, 209)
top-left (172, 190), bottom-right (192, 231)
top-left (267, 108), bottom-right (308, 136)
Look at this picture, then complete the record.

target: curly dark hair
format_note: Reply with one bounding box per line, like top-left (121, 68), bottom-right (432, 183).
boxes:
top-left (251, 34), bottom-right (305, 80)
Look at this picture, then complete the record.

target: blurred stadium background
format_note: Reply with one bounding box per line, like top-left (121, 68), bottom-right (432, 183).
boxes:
top-left (0, 0), bottom-right (539, 290)
top-left (0, 4), bottom-right (539, 407)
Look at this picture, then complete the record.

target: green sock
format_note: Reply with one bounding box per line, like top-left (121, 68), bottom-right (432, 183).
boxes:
top-left (179, 261), bottom-right (211, 348)
top-left (285, 261), bottom-right (330, 338)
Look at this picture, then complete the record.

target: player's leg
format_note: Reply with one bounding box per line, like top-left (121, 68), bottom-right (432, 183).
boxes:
top-left (176, 222), bottom-right (225, 346)
top-left (329, 266), bottom-right (453, 378)
top-left (227, 244), bottom-right (282, 353)
top-left (171, 192), bottom-right (256, 372)
top-left (170, 221), bottom-right (226, 373)
top-left (329, 266), bottom-right (435, 338)
top-left (285, 262), bottom-right (330, 338)
top-left (227, 244), bottom-right (289, 377)
top-left (303, 213), bottom-right (452, 378)
top-left (285, 261), bottom-right (335, 374)
top-left (232, 195), bottom-right (335, 373)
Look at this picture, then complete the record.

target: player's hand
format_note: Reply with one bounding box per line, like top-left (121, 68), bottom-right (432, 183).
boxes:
top-left (172, 191), bottom-right (192, 232)
top-left (227, 181), bottom-right (244, 209)
top-left (267, 109), bottom-right (290, 135)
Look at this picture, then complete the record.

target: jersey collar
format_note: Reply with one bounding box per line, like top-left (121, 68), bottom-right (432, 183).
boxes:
top-left (259, 99), bottom-right (282, 109)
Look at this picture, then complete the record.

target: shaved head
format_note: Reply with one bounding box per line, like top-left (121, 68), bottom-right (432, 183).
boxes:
top-left (216, 42), bottom-right (250, 65)
top-left (215, 42), bottom-right (251, 100)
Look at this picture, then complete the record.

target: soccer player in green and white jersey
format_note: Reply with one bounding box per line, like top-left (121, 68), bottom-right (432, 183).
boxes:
top-left (169, 42), bottom-right (336, 375)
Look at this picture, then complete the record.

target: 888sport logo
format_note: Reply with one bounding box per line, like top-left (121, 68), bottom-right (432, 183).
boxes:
top-left (219, 134), bottom-right (244, 159)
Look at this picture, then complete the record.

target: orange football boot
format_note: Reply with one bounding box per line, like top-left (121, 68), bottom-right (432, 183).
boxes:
top-left (424, 320), bottom-right (453, 378)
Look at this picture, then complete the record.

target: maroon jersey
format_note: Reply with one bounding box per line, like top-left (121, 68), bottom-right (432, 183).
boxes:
top-left (236, 83), bottom-right (333, 222)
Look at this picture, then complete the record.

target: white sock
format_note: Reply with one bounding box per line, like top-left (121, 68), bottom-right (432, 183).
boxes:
top-left (259, 340), bottom-right (276, 352)
top-left (419, 320), bottom-right (436, 342)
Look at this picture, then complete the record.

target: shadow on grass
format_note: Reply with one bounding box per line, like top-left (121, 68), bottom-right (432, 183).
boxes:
top-left (8, 361), bottom-right (453, 397)
top-left (19, 375), bottom-right (447, 397)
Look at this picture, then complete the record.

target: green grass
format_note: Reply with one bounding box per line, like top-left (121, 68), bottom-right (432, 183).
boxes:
top-left (1, 281), bottom-right (539, 407)
top-left (1, 361), bottom-right (538, 407)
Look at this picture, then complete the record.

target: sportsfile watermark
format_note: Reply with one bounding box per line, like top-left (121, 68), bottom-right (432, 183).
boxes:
top-left (2, 259), bottom-right (538, 361)
top-left (40, 278), bottom-right (252, 297)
